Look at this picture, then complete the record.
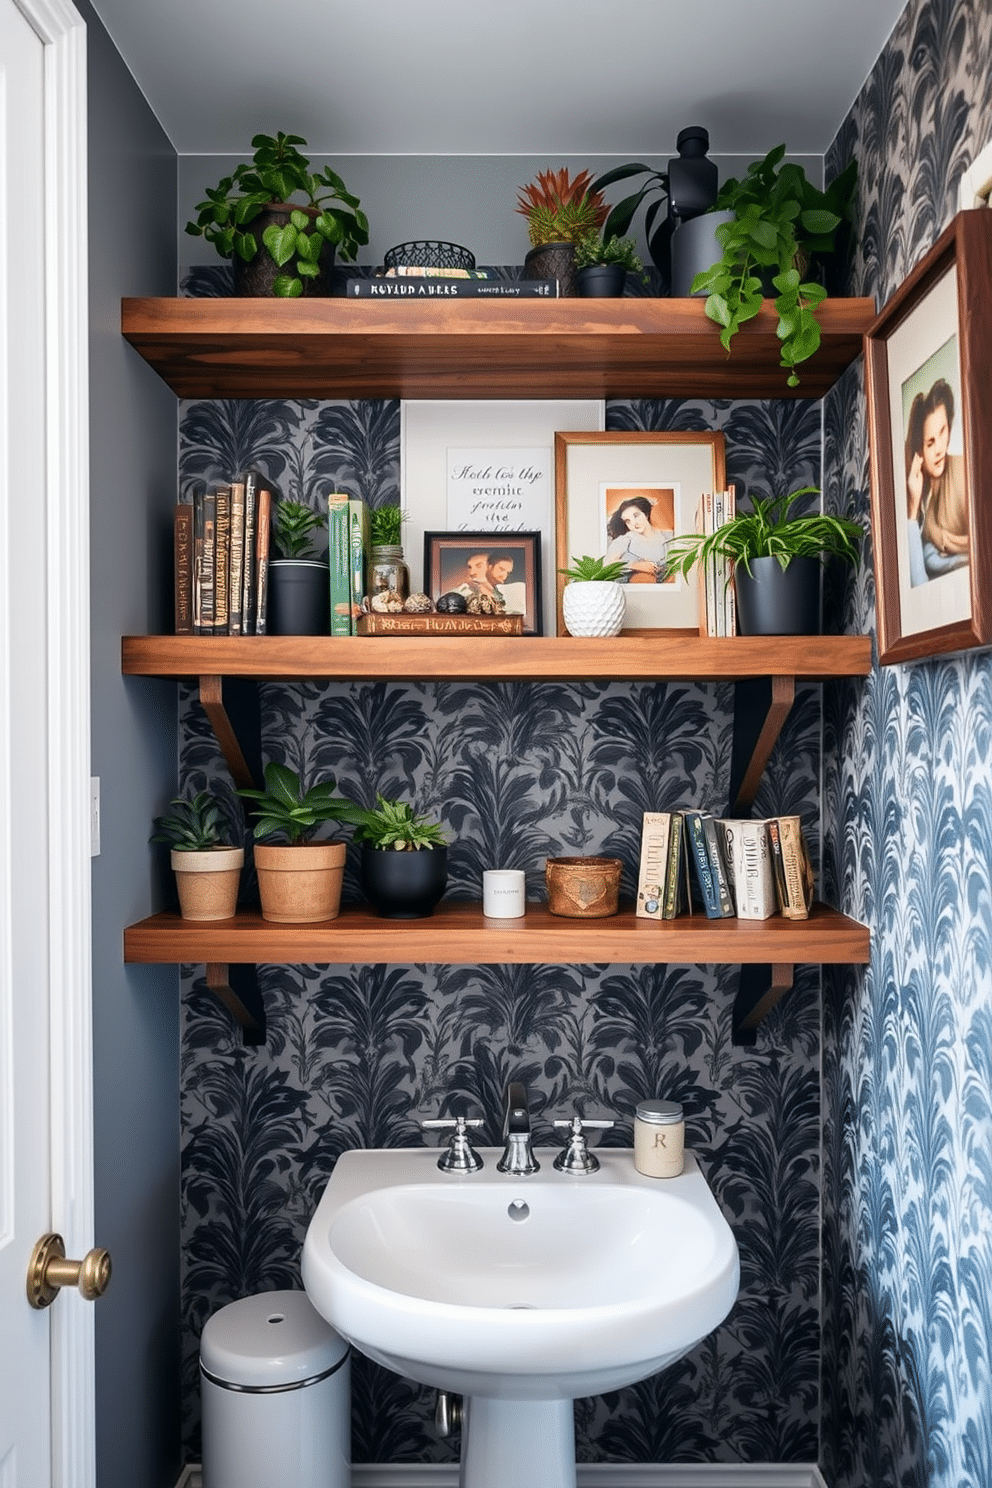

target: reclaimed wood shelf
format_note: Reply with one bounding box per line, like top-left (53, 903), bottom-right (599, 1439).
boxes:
top-left (122, 632), bottom-right (872, 684)
top-left (120, 295), bottom-right (874, 401)
top-left (124, 902), bottom-right (869, 970)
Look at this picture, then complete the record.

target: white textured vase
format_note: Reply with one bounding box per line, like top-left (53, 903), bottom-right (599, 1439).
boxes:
top-left (562, 580), bottom-right (626, 637)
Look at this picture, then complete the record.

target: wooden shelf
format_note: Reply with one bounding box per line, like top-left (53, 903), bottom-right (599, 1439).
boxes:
top-left (121, 295), bottom-right (874, 401)
top-left (124, 901), bottom-right (869, 968)
top-left (122, 632), bottom-right (872, 684)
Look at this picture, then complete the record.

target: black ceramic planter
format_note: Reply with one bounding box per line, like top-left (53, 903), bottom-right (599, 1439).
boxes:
top-left (267, 559), bottom-right (330, 636)
top-left (232, 204), bottom-right (336, 297)
top-left (670, 210), bottom-right (735, 297)
top-left (734, 556), bottom-right (821, 636)
top-left (361, 845), bottom-right (448, 919)
top-left (523, 241), bottom-right (577, 297)
top-left (576, 264), bottom-right (626, 298)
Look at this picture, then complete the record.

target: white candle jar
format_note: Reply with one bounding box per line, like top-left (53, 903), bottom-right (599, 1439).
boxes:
top-left (633, 1099), bottom-right (685, 1178)
top-left (482, 869), bottom-right (526, 918)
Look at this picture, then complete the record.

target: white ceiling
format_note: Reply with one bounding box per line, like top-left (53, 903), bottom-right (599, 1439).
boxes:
top-left (88, 0), bottom-right (907, 159)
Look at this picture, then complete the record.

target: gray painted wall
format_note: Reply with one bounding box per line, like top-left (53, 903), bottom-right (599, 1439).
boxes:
top-left (178, 151), bottom-right (823, 279)
top-left (81, 3), bottom-right (182, 1485)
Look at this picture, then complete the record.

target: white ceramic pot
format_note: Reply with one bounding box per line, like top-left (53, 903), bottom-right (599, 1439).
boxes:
top-left (562, 580), bottom-right (625, 638)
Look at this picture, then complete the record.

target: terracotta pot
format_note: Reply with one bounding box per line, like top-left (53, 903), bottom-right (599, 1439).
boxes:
top-left (171, 846), bottom-right (244, 921)
top-left (545, 856), bottom-right (622, 918)
top-left (254, 841), bottom-right (346, 923)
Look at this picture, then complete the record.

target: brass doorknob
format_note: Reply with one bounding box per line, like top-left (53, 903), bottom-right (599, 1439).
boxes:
top-left (26, 1232), bottom-right (112, 1310)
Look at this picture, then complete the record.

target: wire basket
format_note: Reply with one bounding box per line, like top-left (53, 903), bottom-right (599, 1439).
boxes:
top-left (382, 240), bottom-right (476, 272)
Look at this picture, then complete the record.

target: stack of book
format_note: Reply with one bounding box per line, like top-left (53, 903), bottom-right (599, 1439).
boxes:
top-left (696, 484), bottom-right (737, 638)
top-left (636, 810), bottom-right (814, 921)
top-left (174, 473), bottom-right (272, 636)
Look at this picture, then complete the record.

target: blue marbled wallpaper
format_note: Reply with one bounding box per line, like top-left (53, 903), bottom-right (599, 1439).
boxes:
top-left (821, 1), bottom-right (992, 1484)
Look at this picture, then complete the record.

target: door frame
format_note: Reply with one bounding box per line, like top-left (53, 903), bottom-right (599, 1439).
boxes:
top-left (18, 0), bottom-right (94, 1481)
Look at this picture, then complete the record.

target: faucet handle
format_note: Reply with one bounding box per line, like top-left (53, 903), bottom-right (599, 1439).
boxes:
top-left (553, 1115), bottom-right (614, 1174)
top-left (421, 1115), bottom-right (484, 1173)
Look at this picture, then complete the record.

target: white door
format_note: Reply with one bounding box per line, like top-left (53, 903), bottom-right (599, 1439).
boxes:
top-left (0, 1), bottom-right (94, 1485)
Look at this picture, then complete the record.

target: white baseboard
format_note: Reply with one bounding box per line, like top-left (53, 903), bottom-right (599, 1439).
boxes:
top-left (176, 1463), bottom-right (826, 1488)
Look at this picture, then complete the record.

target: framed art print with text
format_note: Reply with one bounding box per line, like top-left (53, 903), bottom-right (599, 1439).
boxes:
top-left (554, 430), bottom-right (726, 635)
top-left (865, 208), bottom-right (992, 664)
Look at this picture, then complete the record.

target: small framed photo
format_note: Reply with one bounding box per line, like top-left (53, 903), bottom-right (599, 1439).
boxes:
top-left (554, 430), bottom-right (726, 634)
top-left (865, 208), bottom-right (992, 664)
top-left (423, 531), bottom-right (543, 635)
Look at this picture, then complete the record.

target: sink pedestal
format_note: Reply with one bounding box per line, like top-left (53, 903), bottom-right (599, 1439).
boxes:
top-left (461, 1397), bottom-right (575, 1488)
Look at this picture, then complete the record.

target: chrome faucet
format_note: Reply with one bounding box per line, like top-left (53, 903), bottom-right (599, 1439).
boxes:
top-left (496, 1081), bottom-right (539, 1175)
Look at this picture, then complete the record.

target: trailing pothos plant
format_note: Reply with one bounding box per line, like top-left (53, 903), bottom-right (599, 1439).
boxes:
top-left (663, 487), bottom-right (862, 580)
top-left (185, 131), bottom-right (369, 297)
top-left (690, 147), bottom-right (857, 386)
top-left (340, 794), bottom-right (448, 851)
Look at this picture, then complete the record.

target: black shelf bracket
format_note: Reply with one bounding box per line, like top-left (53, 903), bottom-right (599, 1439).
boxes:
top-left (206, 963), bottom-right (265, 1045)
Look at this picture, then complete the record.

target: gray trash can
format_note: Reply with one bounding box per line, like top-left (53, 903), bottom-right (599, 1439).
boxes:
top-left (200, 1290), bottom-right (350, 1488)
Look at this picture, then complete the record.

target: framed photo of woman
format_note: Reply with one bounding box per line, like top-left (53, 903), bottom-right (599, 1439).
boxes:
top-left (553, 430), bottom-right (726, 635)
top-left (865, 208), bottom-right (992, 664)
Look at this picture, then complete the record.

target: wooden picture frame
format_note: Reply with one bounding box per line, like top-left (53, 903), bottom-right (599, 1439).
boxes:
top-left (554, 430), bottom-right (726, 635)
top-left (865, 208), bottom-right (992, 665)
top-left (424, 530), bottom-right (543, 635)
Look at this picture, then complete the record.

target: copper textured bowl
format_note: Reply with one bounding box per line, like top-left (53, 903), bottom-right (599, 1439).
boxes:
top-left (545, 856), bottom-right (622, 918)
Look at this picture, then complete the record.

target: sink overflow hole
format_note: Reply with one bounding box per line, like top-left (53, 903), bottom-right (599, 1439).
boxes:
top-left (507, 1201), bottom-right (530, 1222)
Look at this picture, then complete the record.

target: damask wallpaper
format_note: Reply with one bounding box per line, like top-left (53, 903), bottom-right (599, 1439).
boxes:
top-left (176, 389), bottom-right (828, 1466)
top-left (821, 1), bottom-right (992, 1485)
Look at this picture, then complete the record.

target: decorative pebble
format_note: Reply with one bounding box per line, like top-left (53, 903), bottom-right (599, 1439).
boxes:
top-left (404, 592), bottom-right (434, 613)
top-left (466, 593), bottom-right (504, 616)
top-left (435, 592), bottom-right (468, 614)
top-left (370, 588), bottom-right (406, 613)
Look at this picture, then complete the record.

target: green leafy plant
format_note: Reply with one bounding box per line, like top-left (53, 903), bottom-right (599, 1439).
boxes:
top-left (559, 554), bottom-right (627, 583)
top-left (573, 232), bottom-right (646, 278)
top-left (369, 504), bottom-right (404, 547)
top-left (273, 499), bottom-right (325, 559)
top-left (515, 167), bottom-right (609, 248)
top-left (185, 131), bottom-right (369, 297)
top-left (151, 791), bottom-right (228, 851)
top-left (589, 162), bottom-right (671, 266)
top-left (690, 147), bottom-right (857, 386)
top-left (238, 762), bottom-right (353, 845)
top-left (341, 794), bottom-right (447, 851)
top-left (663, 487), bottom-right (862, 580)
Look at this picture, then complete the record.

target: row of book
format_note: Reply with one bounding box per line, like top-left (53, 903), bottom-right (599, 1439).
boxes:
top-left (697, 485), bottom-right (737, 638)
top-left (636, 810), bottom-right (814, 922)
top-left (175, 474), bottom-right (272, 635)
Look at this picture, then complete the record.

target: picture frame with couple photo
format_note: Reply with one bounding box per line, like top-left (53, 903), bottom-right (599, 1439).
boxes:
top-left (423, 531), bottom-right (543, 635)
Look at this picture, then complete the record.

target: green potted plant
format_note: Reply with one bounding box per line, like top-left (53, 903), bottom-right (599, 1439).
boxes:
top-left (268, 497), bottom-right (329, 636)
top-left (151, 790), bottom-right (243, 921)
top-left (573, 233), bottom-right (646, 297)
top-left (238, 762), bottom-right (354, 922)
top-left (339, 794), bottom-right (449, 919)
top-left (688, 147), bottom-right (857, 386)
top-left (185, 130), bottom-right (369, 298)
top-left (514, 167), bottom-right (609, 296)
top-left (557, 555), bottom-right (627, 638)
top-left (663, 486), bottom-right (862, 635)
top-left (367, 503), bottom-right (409, 602)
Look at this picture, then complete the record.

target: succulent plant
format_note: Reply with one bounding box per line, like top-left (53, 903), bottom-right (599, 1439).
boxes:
top-left (151, 790), bottom-right (228, 851)
top-left (559, 554), bottom-right (627, 582)
top-left (272, 499), bottom-right (325, 559)
top-left (343, 794), bottom-right (448, 851)
top-left (573, 232), bottom-right (646, 276)
top-left (515, 167), bottom-right (609, 248)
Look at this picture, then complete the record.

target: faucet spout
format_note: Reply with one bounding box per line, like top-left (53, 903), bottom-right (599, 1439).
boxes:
top-left (497, 1082), bottom-right (540, 1175)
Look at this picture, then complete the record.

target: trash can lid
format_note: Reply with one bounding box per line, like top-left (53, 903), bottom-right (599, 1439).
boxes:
top-left (200, 1290), bottom-right (349, 1388)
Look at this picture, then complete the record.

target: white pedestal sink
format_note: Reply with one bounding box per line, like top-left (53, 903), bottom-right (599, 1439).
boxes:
top-left (302, 1147), bottom-right (739, 1488)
